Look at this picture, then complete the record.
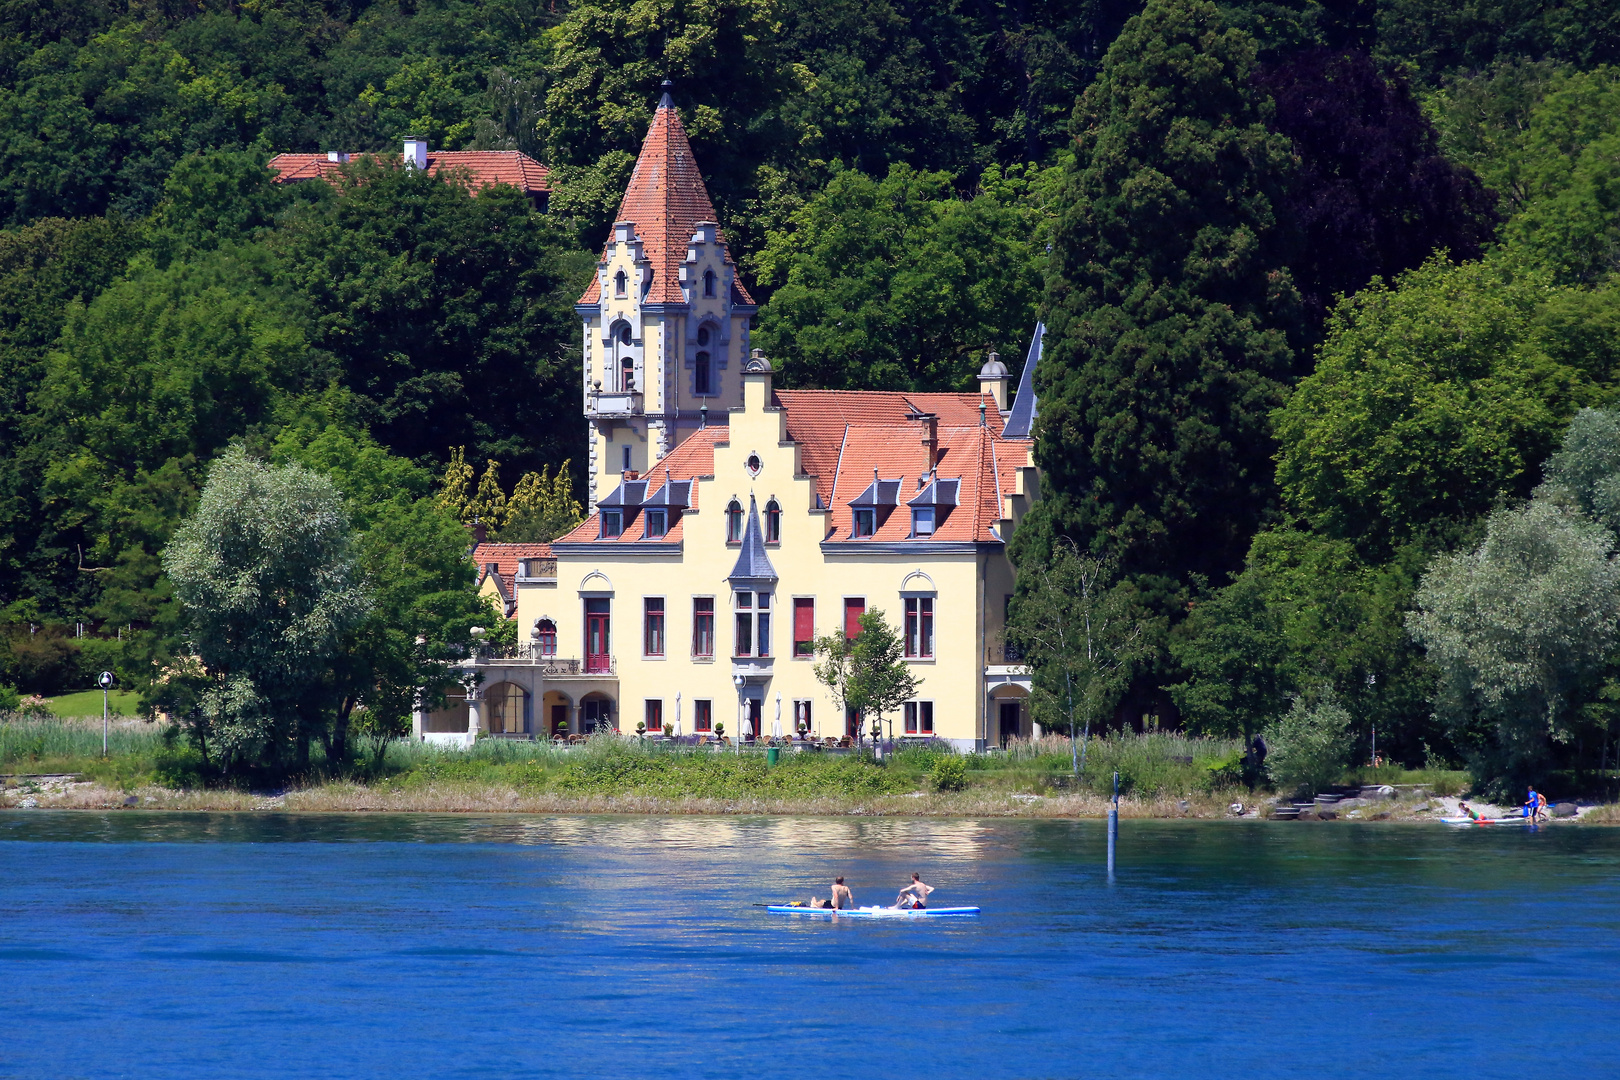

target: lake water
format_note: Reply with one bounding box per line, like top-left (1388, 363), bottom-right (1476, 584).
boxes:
top-left (1, 813), bottom-right (1616, 1079)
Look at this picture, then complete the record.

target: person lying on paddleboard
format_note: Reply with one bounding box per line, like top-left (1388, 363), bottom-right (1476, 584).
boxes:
top-left (894, 873), bottom-right (934, 909)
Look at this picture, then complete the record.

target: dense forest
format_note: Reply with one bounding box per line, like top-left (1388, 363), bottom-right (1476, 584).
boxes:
top-left (1, 0), bottom-right (1618, 789)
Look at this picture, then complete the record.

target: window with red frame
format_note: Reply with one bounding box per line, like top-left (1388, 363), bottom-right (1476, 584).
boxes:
top-left (904, 597), bottom-right (933, 658)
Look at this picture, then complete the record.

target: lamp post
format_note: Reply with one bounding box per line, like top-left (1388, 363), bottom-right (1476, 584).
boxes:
top-left (97, 670), bottom-right (113, 757)
top-left (1366, 672), bottom-right (1378, 768)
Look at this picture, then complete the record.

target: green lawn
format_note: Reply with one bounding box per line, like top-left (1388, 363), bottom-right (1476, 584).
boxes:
top-left (46, 688), bottom-right (143, 718)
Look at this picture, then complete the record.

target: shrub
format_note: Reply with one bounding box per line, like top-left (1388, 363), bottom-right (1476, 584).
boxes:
top-left (930, 755), bottom-right (968, 792)
top-left (1263, 687), bottom-right (1353, 798)
top-left (0, 684), bottom-right (18, 712)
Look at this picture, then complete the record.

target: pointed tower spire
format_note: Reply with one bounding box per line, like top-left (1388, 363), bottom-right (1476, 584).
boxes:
top-left (576, 84), bottom-right (754, 308)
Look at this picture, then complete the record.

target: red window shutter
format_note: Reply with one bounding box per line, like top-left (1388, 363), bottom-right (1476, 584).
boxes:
top-left (793, 599), bottom-right (814, 650)
top-left (844, 598), bottom-right (865, 638)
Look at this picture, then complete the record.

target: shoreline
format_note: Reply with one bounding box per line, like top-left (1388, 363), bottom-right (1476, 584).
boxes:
top-left (1, 776), bottom-right (1613, 822)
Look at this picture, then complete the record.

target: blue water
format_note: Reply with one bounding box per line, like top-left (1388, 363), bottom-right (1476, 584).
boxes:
top-left (1, 813), bottom-right (1616, 1079)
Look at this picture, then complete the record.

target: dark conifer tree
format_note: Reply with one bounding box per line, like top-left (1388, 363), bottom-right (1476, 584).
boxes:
top-left (1019, 0), bottom-right (1299, 603)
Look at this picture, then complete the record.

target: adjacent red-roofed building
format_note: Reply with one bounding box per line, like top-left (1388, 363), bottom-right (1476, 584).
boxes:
top-left (268, 137), bottom-right (551, 210)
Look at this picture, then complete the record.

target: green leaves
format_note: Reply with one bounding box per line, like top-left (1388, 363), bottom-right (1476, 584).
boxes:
top-left (754, 162), bottom-right (1050, 391)
top-left (1275, 256), bottom-right (1610, 556)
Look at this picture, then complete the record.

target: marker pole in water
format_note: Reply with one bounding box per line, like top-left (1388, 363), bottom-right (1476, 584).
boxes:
top-left (1107, 770), bottom-right (1119, 879)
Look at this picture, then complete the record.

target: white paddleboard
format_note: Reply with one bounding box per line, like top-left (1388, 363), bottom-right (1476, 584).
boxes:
top-left (1441, 816), bottom-right (1534, 826)
top-left (766, 905), bottom-right (980, 918)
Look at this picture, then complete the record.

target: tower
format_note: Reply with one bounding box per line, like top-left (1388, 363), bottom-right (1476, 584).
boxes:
top-left (575, 84), bottom-right (756, 509)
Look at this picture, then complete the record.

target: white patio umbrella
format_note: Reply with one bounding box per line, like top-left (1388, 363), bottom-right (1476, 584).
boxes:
top-left (674, 692), bottom-right (682, 737)
top-left (772, 693), bottom-right (783, 738)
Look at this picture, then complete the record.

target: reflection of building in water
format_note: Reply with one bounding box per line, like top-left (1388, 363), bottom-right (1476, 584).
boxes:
top-left (416, 88), bottom-right (1042, 751)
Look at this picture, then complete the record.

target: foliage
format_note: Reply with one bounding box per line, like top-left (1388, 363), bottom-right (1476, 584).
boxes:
top-left (501, 460), bottom-right (585, 543)
top-left (1255, 47), bottom-right (1498, 338)
top-left (1374, 0), bottom-right (1620, 83)
top-left (1409, 496), bottom-right (1620, 796)
top-left (275, 161), bottom-right (591, 472)
top-left (1006, 541), bottom-right (1151, 774)
top-left (1541, 408), bottom-right (1620, 530)
top-left (1273, 255), bottom-right (1612, 559)
top-left (163, 447), bottom-right (370, 777)
top-left (1023, 0), bottom-right (1301, 598)
top-left (753, 162), bottom-right (1052, 391)
top-left (929, 754), bottom-right (968, 792)
top-left (1262, 686), bottom-right (1354, 797)
top-left (811, 608), bottom-right (919, 743)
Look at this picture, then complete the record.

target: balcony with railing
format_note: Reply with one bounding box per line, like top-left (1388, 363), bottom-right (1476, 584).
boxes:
top-left (467, 648), bottom-right (616, 677)
top-left (587, 386), bottom-right (644, 419)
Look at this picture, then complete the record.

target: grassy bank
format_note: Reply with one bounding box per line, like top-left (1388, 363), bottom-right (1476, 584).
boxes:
top-left (0, 719), bottom-right (1556, 819)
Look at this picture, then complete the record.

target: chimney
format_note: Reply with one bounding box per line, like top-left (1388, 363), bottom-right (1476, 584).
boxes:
top-left (403, 136), bottom-right (429, 170)
top-left (978, 351), bottom-right (1011, 413)
top-left (912, 411), bottom-right (939, 472)
top-left (472, 519), bottom-right (487, 544)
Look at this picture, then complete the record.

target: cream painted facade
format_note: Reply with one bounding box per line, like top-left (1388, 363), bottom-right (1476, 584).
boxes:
top-left (474, 363), bottom-right (1038, 751)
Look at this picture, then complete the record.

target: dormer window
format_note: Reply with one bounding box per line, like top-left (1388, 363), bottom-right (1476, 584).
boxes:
top-left (601, 509), bottom-right (623, 538)
top-left (853, 508), bottom-right (876, 538)
top-left (726, 499), bottom-right (744, 543)
top-left (765, 499), bottom-right (781, 543)
top-left (614, 271), bottom-right (627, 298)
top-left (703, 269), bottom-right (716, 298)
top-left (912, 507), bottom-right (935, 537)
top-left (644, 508), bottom-right (668, 538)
top-left (906, 478), bottom-right (958, 539)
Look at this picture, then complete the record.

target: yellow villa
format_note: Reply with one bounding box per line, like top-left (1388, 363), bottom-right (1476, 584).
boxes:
top-left (414, 90), bottom-right (1043, 751)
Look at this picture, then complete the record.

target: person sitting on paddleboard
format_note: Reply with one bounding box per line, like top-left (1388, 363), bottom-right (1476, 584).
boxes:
top-left (827, 877), bottom-right (853, 910)
top-left (894, 873), bottom-right (934, 910)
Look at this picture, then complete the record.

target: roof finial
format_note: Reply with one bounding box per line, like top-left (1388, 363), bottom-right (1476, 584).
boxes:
top-left (659, 79), bottom-right (675, 108)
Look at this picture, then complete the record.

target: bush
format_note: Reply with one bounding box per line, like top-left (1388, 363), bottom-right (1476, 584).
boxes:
top-left (930, 755), bottom-right (968, 792)
top-left (1263, 687), bottom-right (1353, 798)
top-left (0, 684), bottom-right (18, 712)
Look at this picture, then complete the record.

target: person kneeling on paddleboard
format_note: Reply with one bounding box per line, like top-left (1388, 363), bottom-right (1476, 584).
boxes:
top-left (1458, 801), bottom-right (1484, 824)
top-left (894, 873), bottom-right (934, 909)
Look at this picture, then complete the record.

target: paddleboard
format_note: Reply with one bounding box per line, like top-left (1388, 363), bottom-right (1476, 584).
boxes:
top-left (766, 905), bottom-right (980, 918)
top-left (1440, 816), bottom-right (1535, 826)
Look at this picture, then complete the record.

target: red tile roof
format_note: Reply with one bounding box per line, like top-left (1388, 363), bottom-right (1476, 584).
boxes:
top-left (555, 426), bottom-right (729, 545)
top-left (577, 96), bottom-right (754, 308)
top-left (471, 542), bottom-right (555, 617)
top-left (559, 388), bottom-right (1033, 548)
top-left (268, 151), bottom-right (551, 195)
top-left (772, 390), bottom-right (1008, 505)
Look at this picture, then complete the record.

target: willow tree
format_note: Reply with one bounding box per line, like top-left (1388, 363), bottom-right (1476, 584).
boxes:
top-left (163, 447), bottom-right (369, 777)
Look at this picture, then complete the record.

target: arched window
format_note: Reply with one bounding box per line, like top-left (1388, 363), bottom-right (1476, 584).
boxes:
top-left (536, 619), bottom-right (557, 656)
top-left (765, 499), bottom-right (781, 543)
top-left (726, 499), bottom-right (743, 543)
top-left (695, 351), bottom-right (711, 395)
top-left (621, 354), bottom-right (634, 391)
top-left (697, 326), bottom-right (711, 347)
top-left (614, 270), bottom-right (627, 297)
top-left (703, 269), bottom-right (716, 298)
top-left (619, 325), bottom-right (632, 346)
